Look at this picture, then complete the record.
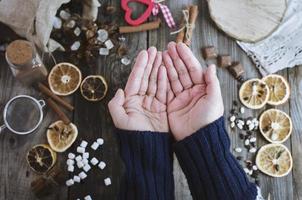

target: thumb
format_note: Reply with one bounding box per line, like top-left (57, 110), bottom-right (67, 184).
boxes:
top-left (108, 89), bottom-right (128, 126)
top-left (205, 64), bottom-right (221, 98)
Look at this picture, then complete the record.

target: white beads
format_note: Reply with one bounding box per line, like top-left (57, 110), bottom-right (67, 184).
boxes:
top-left (83, 164), bottom-right (91, 172)
top-left (105, 40), bottom-right (114, 50)
top-left (68, 165), bottom-right (74, 172)
top-left (73, 175), bottom-right (81, 183)
top-left (68, 153), bottom-right (75, 159)
top-left (75, 155), bottom-right (82, 162)
top-left (66, 179), bottom-right (74, 186)
top-left (83, 152), bottom-right (90, 159)
top-left (79, 172), bottom-right (87, 180)
top-left (97, 138), bottom-right (104, 145)
top-left (91, 142), bottom-right (100, 150)
top-left (67, 159), bottom-right (75, 166)
top-left (235, 147), bottom-right (242, 153)
top-left (84, 195), bottom-right (92, 200)
top-left (80, 140), bottom-right (88, 148)
top-left (77, 146), bottom-right (85, 154)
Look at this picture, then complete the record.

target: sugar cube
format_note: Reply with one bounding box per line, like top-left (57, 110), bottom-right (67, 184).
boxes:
top-left (83, 164), bottom-right (91, 172)
top-left (65, 20), bottom-right (76, 29)
top-left (66, 179), bottom-right (74, 186)
top-left (97, 29), bottom-right (108, 42)
top-left (98, 161), bottom-right (106, 170)
top-left (79, 172), bottom-right (87, 179)
top-left (84, 195), bottom-right (92, 200)
top-left (80, 140), bottom-right (88, 148)
top-left (68, 153), bottom-right (75, 159)
top-left (91, 142), bottom-right (99, 150)
top-left (75, 155), bottom-right (82, 162)
top-left (83, 158), bottom-right (89, 165)
top-left (104, 177), bottom-right (111, 186)
top-left (73, 175), bottom-right (81, 183)
top-left (77, 146), bottom-right (85, 154)
top-left (74, 27), bottom-right (81, 36)
top-left (83, 152), bottom-right (89, 159)
top-left (77, 161), bottom-right (84, 168)
top-left (71, 41), bottom-right (80, 51)
top-left (90, 157), bottom-right (99, 166)
top-left (68, 165), bottom-right (74, 172)
top-left (121, 57), bottom-right (131, 66)
top-left (96, 138), bottom-right (104, 145)
top-left (67, 159), bottom-right (75, 166)
top-left (105, 40), bottom-right (114, 50)
top-left (53, 16), bottom-right (62, 29)
top-left (60, 10), bottom-right (71, 20)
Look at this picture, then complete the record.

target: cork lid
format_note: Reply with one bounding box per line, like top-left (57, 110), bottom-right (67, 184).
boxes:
top-left (6, 40), bottom-right (34, 66)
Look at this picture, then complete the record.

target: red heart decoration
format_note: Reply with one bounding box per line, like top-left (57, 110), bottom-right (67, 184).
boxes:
top-left (121, 0), bottom-right (154, 26)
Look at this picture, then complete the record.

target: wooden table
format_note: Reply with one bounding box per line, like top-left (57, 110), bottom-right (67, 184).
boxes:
top-left (0, 0), bottom-right (301, 199)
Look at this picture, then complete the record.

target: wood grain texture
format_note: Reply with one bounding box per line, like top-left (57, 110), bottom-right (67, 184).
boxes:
top-left (0, 0), bottom-right (301, 199)
top-left (208, 0), bottom-right (287, 42)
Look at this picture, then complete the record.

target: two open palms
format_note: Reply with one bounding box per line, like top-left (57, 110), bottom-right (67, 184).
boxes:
top-left (108, 42), bottom-right (224, 141)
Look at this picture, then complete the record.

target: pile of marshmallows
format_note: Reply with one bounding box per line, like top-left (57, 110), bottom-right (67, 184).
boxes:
top-left (65, 138), bottom-right (111, 188)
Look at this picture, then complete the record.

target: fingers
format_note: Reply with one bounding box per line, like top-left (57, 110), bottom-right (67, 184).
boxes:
top-left (139, 47), bottom-right (157, 95)
top-left (163, 50), bottom-right (183, 95)
top-left (176, 42), bottom-right (203, 84)
top-left (156, 66), bottom-right (168, 104)
top-left (167, 79), bottom-right (175, 103)
top-left (125, 50), bottom-right (148, 96)
top-left (205, 64), bottom-right (221, 99)
top-left (167, 42), bottom-right (193, 89)
top-left (108, 89), bottom-right (128, 126)
top-left (147, 51), bottom-right (162, 97)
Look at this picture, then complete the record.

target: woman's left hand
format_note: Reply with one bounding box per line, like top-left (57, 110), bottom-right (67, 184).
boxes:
top-left (108, 47), bottom-right (170, 132)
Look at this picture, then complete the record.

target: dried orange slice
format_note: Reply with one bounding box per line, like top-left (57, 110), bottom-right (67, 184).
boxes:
top-left (239, 78), bottom-right (269, 109)
top-left (47, 120), bottom-right (78, 152)
top-left (259, 109), bottom-right (292, 143)
top-left (48, 62), bottom-right (82, 96)
top-left (80, 75), bottom-right (108, 101)
top-left (262, 74), bottom-right (290, 105)
top-left (256, 143), bottom-right (292, 177)
top-left (27, 144), bottom-right (57, 174)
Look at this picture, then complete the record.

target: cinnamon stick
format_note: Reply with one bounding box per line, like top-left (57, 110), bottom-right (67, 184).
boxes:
top-left (176, 17), bottom-right (186, 43)
top-left (37, 82), bottom-right (74, 111)
top-left (184, 5), bottom-right (199, 46)
top-left (119, 19), bottom-right (161, 33)
top-left (46, 98), bottom-right (71, 125)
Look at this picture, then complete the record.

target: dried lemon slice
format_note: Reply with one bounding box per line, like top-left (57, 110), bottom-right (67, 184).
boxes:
top-left (259, 109), bottom-right (292, 143)
top-left (80, 75), bottom-right (108, 101)
top-left (47, 121), bottom-right (78, 152)
top-left (262, 74), bottom-right (290, 105)
top-left (239, 78), bottom-right (269, 109)
top-left (48, 62), bottom-right (82, 96)
top-left (256, 143), bottom-right (292, 177)
top-left (27, 144), bottom-right (57, 174)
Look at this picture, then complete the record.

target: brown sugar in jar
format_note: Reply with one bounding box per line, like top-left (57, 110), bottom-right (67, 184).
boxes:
top-left (5, 40), bottom-right (48, 85)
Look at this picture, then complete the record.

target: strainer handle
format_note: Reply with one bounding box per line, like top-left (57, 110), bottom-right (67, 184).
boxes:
top-left (0, 124), bottom-right (6, 134)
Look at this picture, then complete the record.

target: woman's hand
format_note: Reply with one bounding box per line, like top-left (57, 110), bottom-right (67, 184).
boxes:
top-left (108, 47), bottom-right (169, 132)
top-left (164, 42), bottom-right (224, 141)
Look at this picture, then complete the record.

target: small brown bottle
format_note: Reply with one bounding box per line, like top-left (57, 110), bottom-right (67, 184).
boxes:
top-left (5, 40), bottom-right (48, 85)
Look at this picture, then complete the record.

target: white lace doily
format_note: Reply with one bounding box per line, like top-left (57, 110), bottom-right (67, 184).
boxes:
top-left (237, 0), bottom-right (302, 76)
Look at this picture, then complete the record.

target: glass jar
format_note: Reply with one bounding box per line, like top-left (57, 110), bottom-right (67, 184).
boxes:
top-left (5, 40), bottom-right (48, 85)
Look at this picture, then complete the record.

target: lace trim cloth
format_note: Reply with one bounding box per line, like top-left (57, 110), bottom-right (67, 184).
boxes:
top-left (237, 0), bottom-right (302, 76)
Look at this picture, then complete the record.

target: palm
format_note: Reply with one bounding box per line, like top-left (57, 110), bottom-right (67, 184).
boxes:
top-left (123, 95), bottom-right (168, 132)
top-left (108, 48), bottom-right (169, 132)
top-left (164, 42), bottom-right (224, 141)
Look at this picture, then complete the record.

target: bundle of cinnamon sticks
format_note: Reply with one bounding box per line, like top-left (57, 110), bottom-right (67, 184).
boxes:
top-left (176, 5), bottom-right (199, 46)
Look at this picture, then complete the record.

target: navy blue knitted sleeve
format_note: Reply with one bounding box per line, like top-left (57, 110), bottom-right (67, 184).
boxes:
top-left (117, 129), bottom-right (174, 200)
top-left (174, 117), bottom-right (257, 200)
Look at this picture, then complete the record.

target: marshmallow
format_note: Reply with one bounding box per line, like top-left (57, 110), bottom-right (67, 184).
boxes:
top-left (68, 153), bottom-right (75, 159)
top-left (83, 164), bottom-right (91, 172)
top-left (104, 177), bottom-right (111, 186)
top-left (66, 179), bottom-right (74, 186)
top-left (91, 142), bottom-right (99, 150)
top-left (98, 161), bottom-right (106, 170)
top-left (97, 138), bottom-right (104, 145)
top-left (67, 159), bottom-right (75, 166)
top-left (73, 175), bottom-right (81, 183)
top-left (79, 172), bottom-right (87, 179)
top-left (90, 157), bottom-right (99, 166)
top-left (80, 140), bottom-right (88, 148)
top-left (77, 146), bottom-right (85, 154)
top-left (68, 165), bottom-right (74, 172)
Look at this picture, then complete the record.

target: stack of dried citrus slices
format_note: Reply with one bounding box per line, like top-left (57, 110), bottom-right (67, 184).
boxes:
top-left (239, 74), bottom-right (293, 178)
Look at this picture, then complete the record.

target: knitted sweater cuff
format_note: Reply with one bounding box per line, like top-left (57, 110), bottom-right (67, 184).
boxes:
top-left (117, 129), bottom-right (174, 200)
top-left (174, 117), bottom-right (258, 200)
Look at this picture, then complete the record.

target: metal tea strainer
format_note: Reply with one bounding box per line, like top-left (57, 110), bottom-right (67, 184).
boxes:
top-left (0, 95), bottom-right (45, 135)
